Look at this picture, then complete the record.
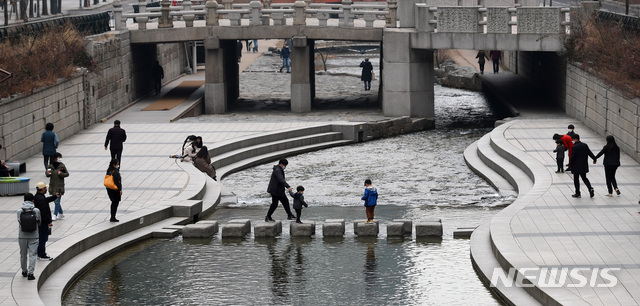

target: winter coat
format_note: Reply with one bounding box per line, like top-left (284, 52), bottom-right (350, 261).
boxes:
top-left (267, 165), bottom-right (290, 197)
top-left (280, 46), bottom-right (290, 59)
top-left (17, 201), bottom-right (41, 239)
top-left (105, 126), bottom-right (127, 151)
top-left (595, 145), bottom-right (620, 166)
top-left (181, 141), bottom-right (200, 162)
top-left (360, 60), bottom-right (373, 82)
top-left (569, 141), bottom-right (596, 174)
top-left (362, 186), bottom-right (378, 207)
top-left (561, 134), bottom-right (574, 158)
top-left (193, 156), bottom-right (216, 180)
top-left (34, 192), bottom-right (56, 225)
top-left (41, 130), bottom-right (59, 156)
top-left (553, 144), bottom-right (566, 159)
top-left (106, 167), bottom-right (122, 191)
top-left (289, 190), bottom-right (308, 210)
top-left (490, 50), bottom-right (501, 61)
top-left (46, 162), bottom-right (69, 195)
top-left (476, 51), bottom-right (488, 64)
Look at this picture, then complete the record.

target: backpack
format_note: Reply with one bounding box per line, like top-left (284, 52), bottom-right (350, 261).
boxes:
top-left (20, 209), bottom-right (38, 232)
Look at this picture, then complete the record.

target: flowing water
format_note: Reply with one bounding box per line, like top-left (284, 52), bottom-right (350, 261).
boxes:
top-left (62, 54), bottom-right (515, 305)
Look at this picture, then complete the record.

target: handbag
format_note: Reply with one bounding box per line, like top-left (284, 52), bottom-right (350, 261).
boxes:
top-left (104, 171), bottom-right (118, 190)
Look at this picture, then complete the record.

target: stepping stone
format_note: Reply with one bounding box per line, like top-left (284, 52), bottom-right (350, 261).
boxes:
top-left (228, 219), bottom-right (251, 235)
top-left (453, 227), bottom-right (476, 238)
top-left (153, 228), bottom-right (180, 238)
top-left (290, 221), bottom-right (316, 237)
top-left (325, 219), bottom-right (345, 226)
top-left (392, 219), bottom-right (413, 235)
top-left (386, 222), bottom-right (405, 237)
top-left (354, 220), bottom-right (379, 236)
top-left (415, 219), bottom-right (443, 237)
top-left (183, 221), bottom-right (219, 238)
top-left (323, 219), bottom-right (345, 237)
top-left (254, 221), bottom-right (282, 237)
top-left (222, 223), bottom-right (247, 238)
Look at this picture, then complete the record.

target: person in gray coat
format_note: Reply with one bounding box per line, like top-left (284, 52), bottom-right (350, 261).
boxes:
top-left (17, 193), bottom-right (41, 280)
top-left (265, 158), bottom-right (295, 222)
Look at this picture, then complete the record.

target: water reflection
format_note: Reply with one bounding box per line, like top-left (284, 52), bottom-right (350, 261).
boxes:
top-left (105, 264), bottom-right (122, 305)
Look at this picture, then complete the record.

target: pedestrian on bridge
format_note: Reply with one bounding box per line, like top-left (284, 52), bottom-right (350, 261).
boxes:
top-left (569, 134), bottom-right (596, 198)
top-left (489, 50), bottom-right (501, 73)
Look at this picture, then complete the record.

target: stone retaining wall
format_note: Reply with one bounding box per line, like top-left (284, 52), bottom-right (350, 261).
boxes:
top-left (0, 31), bottom-right (187, 161)
top-left (565, 63), bottom-right (640, 162)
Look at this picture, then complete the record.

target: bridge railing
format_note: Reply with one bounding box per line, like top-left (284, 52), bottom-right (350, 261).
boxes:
top-left (113, 0), bottom-right (396, 30)
top-left (416, 4), bottom-right (571, 34)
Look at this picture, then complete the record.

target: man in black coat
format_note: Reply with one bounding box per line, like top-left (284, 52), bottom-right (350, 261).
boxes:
top-left (265, 158), bottom-right (295, 222)
top-left (104, 120), bottom-right (127, 165)
top-left (569, 134), bottom-right (596, 198)
top-left (33, 182), bottom-right (58, 260)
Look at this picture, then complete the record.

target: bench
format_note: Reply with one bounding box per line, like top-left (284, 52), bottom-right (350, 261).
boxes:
top-left (0, 177), bottom-right (30, 196)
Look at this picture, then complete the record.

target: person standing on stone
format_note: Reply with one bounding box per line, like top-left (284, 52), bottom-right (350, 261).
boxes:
top-left (151, 60), bottom-right (164, 95)
top-left (594, 135), bottom-right (621, 196)
top-left (41, 122), bottom-right (59, 170)
top-left (279, 43), bottom-right (291, 73)
top-left (476, 50), bottom-right (489, 75)
top-left (46, 152), bottom-right (68, 221)
top-left (360, 58), bottom-right (374, 91)
top-left (569, 134), bottom-right (596, 198)
top-left (17, 193), bottom-right (41, 280)
top-left (288, 185), bottom-right (308, 224)
top-left (104, 120), bottom-right (127, 165)
top-left (489, 50), bottom-right (501, 73)
top-left (34, 182), bottom-right (58, 261)
top-left (106, 158), bottom-right (122, 222)
top-left (265, 158), bottom-right (295, 222)
top-left (362, 179), bottom-right (378, 223)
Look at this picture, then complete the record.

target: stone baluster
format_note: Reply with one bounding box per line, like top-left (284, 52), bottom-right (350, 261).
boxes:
top-left (112, 0), bottom-right (124, 30)
top-left (304, 0), bottom-right (310, 8)
top-left (386, 0), bottom-right (397, 27)
top-left (136, 16), bottom-right (149, 29)
top-left (183, 0), bottom-right (192, 11)
top-left (222, 0), bottom-right (232, 10)
top-left (339, 0), bottom-right (353, 27)
top-left (249, 0), bottom-right (262, 25)
top-left (184, 14), bottom-right (195, 26)
top-left (317, 12), bottom-right (329, 26)
top-left (206, 0), bottom-right (219, 26)
top-left (294, 0), bottom-right (306, 25)
top-left (263, 0), bottom-right (271, 9)
top-left (158, 0), bottom-right (174, 28)
top-left (138, 0), bottom-right (146, 13)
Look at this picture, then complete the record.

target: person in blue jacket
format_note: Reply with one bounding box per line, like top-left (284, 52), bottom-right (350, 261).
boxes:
top-left (362, 179), bottom-right (378, 223)
top-left (41, 123), bottom-right (59, 170)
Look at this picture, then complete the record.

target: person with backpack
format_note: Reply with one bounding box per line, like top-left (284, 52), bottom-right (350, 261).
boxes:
top-left (34, 182), bottom-right (58, 261)
top-left (17, 193), bottom-right (42, 280)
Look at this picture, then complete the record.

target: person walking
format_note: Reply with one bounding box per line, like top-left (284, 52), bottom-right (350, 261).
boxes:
top-left (152, 60), bottom-right (164, 95)
top-left (489, 50), bottom-right (501, 73)
top-left (569, 134), bottom-right (596, 198)
top-left (46, 152), bottom-right (68, 221)
top-left (362, 179), bottom-right (378, 223)
top-left (265, 158), bottom-right (296, 222)
top-left (33, 182), bottom-right (58, 261)
top-left (105, 159), bottom-right (122, 222)
top-left (192, 146), bottom-right (217, 181)
top-left (360, 58), bottom-right (374, 91)
top-left (476, 50), bottom-right (489, 74)
top-left (288, 185), bottom-right (308, 224)
top-left (41, 122), bottom-right (59, 170)
top-left (17, 193), bottom-right (41, 280)
top-left (279, 43), bottom-right (291, 73)
top-left (594, 135), bottom-right (621, 196)
top-left (104, 120), bottom-right (127, 165)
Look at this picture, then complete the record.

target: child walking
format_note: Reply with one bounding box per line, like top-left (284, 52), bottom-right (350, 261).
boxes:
top-left (362, 179), bottom-right (378, 223)
top-left (289, 185), bottom-right (308, 224)
top-left (553, 139), bottom-right (566, 173)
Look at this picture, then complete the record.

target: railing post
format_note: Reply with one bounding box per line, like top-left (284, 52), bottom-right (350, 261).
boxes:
top-left (249, 0), bottom-right (262, 25)
top-left (206, 0), bottom-right (219, 26)
top-left (263, 0), bottom-right (271, 9)
top-left (158, 0), bottom-right (174, 28)
top-left (222, 0), bottom-right (232, 10)
top-left (294, 0), bottom-right (306, 25)
top-left (138, 0), bottom-right (146, 13)
top-left (386, 0), bottom-right (397, 27)
top-left (340, 0), bottom-right (353, 27)
top-left (183, 0), bottom-right (192, 11)
top-left (112, 0), bottom-right (124, 30)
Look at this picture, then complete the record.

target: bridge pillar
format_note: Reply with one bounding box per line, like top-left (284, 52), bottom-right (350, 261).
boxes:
top-left (204, 36), bottom-right (227, 114)
top-left (397, 0), bottom-right (417, 28)
top-left (291, 36), bottom-right (313, 113)
top-left (382, 30), bottom-right (435, 120)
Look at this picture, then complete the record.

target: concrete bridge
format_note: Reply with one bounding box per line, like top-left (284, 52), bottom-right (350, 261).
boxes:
top-left (113, 0), bottom-right (571, 120)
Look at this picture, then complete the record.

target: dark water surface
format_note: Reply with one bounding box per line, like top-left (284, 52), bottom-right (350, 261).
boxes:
top-left (63, 86), bottom-right (511, 305)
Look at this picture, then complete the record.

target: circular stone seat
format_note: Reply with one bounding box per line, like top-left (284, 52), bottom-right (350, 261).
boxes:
top-left (0, 177), bottom-right (30, 195)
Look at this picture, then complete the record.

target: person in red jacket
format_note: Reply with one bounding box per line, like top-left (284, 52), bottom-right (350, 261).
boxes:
top-left (554, 133), bottom-right (574, 171)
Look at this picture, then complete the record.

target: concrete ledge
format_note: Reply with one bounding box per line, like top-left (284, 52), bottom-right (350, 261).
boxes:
top-left (290, 221), bottom-right (316, 236)
top-left (392, 219), bottom-right (413, 235)
top-left (322, 221), bottom-right (345, 237)
top-left (153, 228), bottom-right (181, 238)
top-left (169, 200), bottom-right (204, 218)
top-left (386, 222), bottom-right (405, 237)
top-left (254, 221), bottom-right (281, 237)
top-left (183, 221), bottom-right (219, 238)
top-left (354, 220), bottom-right (379, 236)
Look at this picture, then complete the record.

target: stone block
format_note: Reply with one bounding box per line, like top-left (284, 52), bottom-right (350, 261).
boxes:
top-left (290, 221), bottom-right (316, 237)
top-left (196, 220), bottom-right (219, 233)
top-left (354, 220), bottom-right (379, 236)
top-left (453, 227), bottom-right (476, 238)
top-left (221, 223), bottom-right (247, 238)
top-left (228, 219), bottom-right (251, 234)
top-left (153, 228), bottom-right (180, 238)
top-left (183, 223), bottom-right (218, 238)
top-left (386, 222), bottom-right (405, 237)
top-left (392, 219), bottom-right (413, 234)
top-left (325, 219), bottom-right (345, 226)
top-left (323, 222), bottom-right (345, 237)
top-left (415, 221), bottom-right (443, 237)
top-left (254, 222), bottom-right (280, 237)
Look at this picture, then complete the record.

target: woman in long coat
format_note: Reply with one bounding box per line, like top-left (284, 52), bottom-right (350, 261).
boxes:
top-left (594, 135), bottom-right (621, 196)
top-left (46, 152), bottom-right (68, 220)
top-left (106, 158), bottom-right (123, 222)
top-left (360, 58), bottom-right (373, 91)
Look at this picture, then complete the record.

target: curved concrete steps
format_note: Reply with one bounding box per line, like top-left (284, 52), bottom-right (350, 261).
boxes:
top-left (464, 137), bottom-right (516, 195)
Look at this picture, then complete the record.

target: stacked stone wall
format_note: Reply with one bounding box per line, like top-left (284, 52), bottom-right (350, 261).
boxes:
top-left (565, 63), bottom-right (640, 162)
